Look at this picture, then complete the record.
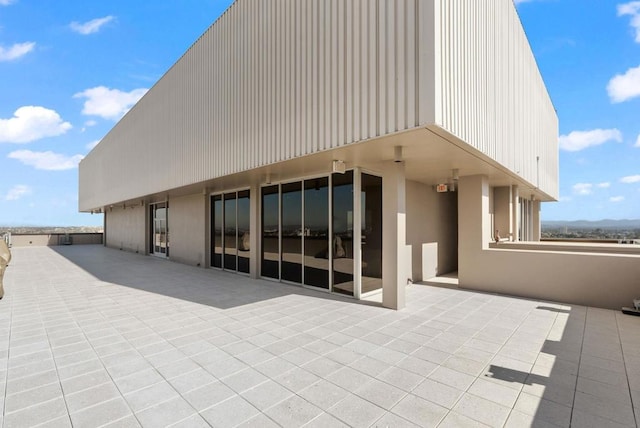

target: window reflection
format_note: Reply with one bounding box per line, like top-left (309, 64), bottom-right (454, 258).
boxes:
top-left (261, 185), bottom-right (279, 279)
top-left (281, 182), bottom-right (302, 283)
top-left (223, 193), bottom-right (237, 271)
top-left (361, 173), bottom-right (382, 293)
top-left (332, 171), bottom-right (354, 296)
top-left (212, 195), bottom-right (223, 268)
top-left (237, 190), bottom-right (250, 273)
top-left (304, 177), bottom-right (329, 289)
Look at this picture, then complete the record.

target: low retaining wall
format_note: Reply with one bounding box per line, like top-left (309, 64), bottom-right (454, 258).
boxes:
top-left (10, 233), bottom-right (103, 247)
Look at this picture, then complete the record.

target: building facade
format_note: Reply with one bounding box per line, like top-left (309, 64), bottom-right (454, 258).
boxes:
top-left (80, 0), bottom-right (559, 309)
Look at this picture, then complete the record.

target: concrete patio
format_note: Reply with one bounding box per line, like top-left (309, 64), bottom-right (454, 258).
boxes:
top-left (0, 246), bottom-right (638, 428)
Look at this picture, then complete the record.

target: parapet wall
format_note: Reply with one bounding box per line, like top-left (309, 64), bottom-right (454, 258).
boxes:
top-left (9, 233), bottom-right (103, 247)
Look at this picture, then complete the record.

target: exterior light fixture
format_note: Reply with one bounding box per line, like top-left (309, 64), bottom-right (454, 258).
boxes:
top-left (394, 146), bottom-right (403, 163)
top-left (332, 160), bottom-right (346, 174)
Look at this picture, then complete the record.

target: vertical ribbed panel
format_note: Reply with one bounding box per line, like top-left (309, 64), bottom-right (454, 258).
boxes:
top-left (436, 0), bottom-right (558, 199)
top-left (80, 0), bottom-right (429, 210)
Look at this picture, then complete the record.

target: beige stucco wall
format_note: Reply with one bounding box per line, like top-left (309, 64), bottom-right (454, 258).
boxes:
top-left (105, 205), bottom-right (146, 253)
top-left (167, 194), bottom-right (206, 267)
top-left (406, 180), bottom-right (457, 281)
top-left (465, 248), bottom-right (640, 310)
top-left (459, 175), bottom-right (640, 310)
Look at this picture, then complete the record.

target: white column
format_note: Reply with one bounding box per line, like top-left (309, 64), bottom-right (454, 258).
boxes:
top-left (353, 168), bottom-right (362, 300)
top-left (458, 175), bottom-right (490, 286)
top-left (511, 185), bottom-right (520, 242)
top-left (532, 200), bottom-right (541, 242)
top-left (382, 161), bottom-right (406, 310)
top-left (249, 183), bottom-right (260, 279)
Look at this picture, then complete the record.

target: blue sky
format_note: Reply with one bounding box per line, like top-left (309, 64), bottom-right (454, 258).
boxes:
top-left (0, 0), bottom-right (638, 226)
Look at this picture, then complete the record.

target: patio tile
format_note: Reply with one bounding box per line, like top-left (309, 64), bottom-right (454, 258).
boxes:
top-left (438, 411), bottom-right (492, 427)
top-left (328, 394), bottom-right (386, 428)
top-left (573, 390), bottom-right (636, 426)
top-left (4, 246), bottom-right (640, 428)
top-left (66, 381), bottom-right (122, 413)
top-left (4, 381), bottom-right (63, 414)
top-left (70, 397), bottom-right (133, 428)
top-left (264, 395), bottom-right (323, 427)
top-left (326, 366), bottom-right (373, 392)
top-left (236, 414), bottom-right (281, 428)
top-left (5, 369), bottom-right (59, 395)
top-left (513, 392), bottom-right (572, 427)
top-left (275, 367), bottom-right (321, 393)
top-left (241, 379), bottom-right (293, 410)
top-left (354, 378), bottom-right (406, 410)
top-left (412, 378), bottom-right (464, 409)
top-left (168, 367), bottom-right (216, 395)
top-left (468, 377), bottom-right (520, 408)
top-left (370, 412), bottom-right (421, 428)
top-left (391, 394), bottom-right (448, 427)
top-left (183, 380), bottom-right (236, 411)
top-left (298, 380), bottom-right (348, 411)
top-left (428, 366), bottom-right (475, 391)
top-left (124, 381), bottom-right (179, 412)
top-left (113, 368), bottom-right (164, 395)
top-left (200, 395), bottom-right (260, 427)
top-left (222, 367), bottom-right (269, 393)
top-left (453, 393), bottom-right (511, 427)
top-left (3, 397), bottom-right (68, 428)
top-left (135, 396), bottom-right (196, 427)
top-left (303, 412), bottom-right (350, 428)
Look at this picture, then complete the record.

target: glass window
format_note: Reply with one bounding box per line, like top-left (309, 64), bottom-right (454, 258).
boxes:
top-left (151, 203), bottom-right (169, 257)
top-left (332, 171), bottom-right (354, 296)
top-left (281, 182), bottom-right (302, 284)
top-left (224, 193), bottom-right (237, 271)
top-left (212, 195), bottom-right (223, 268)
top-left (237, 190), bottom-right (250, 274)
top-left (361, 173), bottom-right (383, 293)
top-left (303, 177), bottom-right (329, 289)
top-left (261, 185), bottom-right (280, 279)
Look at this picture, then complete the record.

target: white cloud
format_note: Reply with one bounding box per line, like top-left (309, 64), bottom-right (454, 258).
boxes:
top-left (610, 196), bottom-right (625, 202)
top-left (635, 134), bottom-right (640, 147)
top-left (70, 16), bottom-right (114, 35)
top-left (74, 86), bottom-right (147, 120)
top-left (572, 183), bottom-right (593, 195)
top-left (0, 0), bottom-right (16, 6)
top-left (620, 174), bottom-right (640, 183)
top-left (0, 42), bottom-right (35, 62)
top-left (608, 65), bottom-right (640, 103)
top-left (84, 120), bottom-right (97, 127)
top-left (8, 150), bottom-right (84, 170)
top-left (618, 1), bottom-right (640, 43)
top-left (5, 184), bottom-right (31, 201)
top-left (86, 140), bottom-right (100, 150)
top-left (559, 128), bottom-right (622, 151)
top-left (0, 106), bottom-right (72, 143)
top-left (597, 182), bottom-right (611, 188)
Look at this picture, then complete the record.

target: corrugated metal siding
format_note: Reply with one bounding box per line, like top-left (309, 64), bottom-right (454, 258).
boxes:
top-left (435, 0), bottom-right (559, 199)
top-left (80, 0), bottom-right (427, 210)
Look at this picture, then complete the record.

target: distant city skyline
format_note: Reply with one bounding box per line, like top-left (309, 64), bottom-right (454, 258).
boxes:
top-left (0, 0), bottom-right (638, 226)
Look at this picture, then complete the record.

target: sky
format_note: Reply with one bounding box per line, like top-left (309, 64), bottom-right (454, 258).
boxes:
top-left (0, 0), bottom-right (639, 226)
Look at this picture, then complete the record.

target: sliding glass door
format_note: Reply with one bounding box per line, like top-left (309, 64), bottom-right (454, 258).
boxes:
top-left (151, 202), bottom-right (169, 258)
top-left (210, 190), bottom-right (250, 274)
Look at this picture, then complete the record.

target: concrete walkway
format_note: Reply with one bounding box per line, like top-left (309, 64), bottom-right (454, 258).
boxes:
top-left (1, 246), bottom-right (638, 427)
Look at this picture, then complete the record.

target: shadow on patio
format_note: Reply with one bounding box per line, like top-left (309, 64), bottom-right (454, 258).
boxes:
top-left (49, 245), bottom-right (376, 311)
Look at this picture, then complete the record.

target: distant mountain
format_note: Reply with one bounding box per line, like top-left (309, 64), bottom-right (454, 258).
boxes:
top-left (542, 219), bottom-right (640, 229)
